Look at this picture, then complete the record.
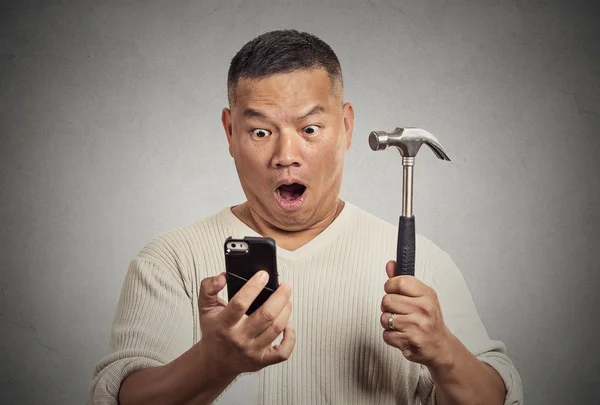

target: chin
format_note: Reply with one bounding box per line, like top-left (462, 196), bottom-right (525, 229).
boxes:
top-left (275, 205), bottom-right (325, 231)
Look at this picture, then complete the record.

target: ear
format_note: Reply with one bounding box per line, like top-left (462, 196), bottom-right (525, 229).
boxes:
top-left (221, 108), bottom-right (234, 157)
top-left (342, 102), bottom-right (354, 150)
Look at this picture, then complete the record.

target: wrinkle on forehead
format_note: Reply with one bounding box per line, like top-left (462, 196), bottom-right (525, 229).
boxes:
top-left (243, 104), bottom-right (326, 121)
top-left (231, 68), bottom-right (343, 114)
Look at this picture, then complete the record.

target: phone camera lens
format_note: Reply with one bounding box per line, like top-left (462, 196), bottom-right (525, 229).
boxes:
top-left (232, 243), bottom-right (236, 248)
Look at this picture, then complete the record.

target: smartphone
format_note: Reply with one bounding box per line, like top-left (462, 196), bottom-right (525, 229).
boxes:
top-left (224, 236), bottom-right (279, 315)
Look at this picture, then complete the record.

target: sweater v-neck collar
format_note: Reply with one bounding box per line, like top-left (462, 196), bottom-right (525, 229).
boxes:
top-left (219, 201), bottom-right (355, 263)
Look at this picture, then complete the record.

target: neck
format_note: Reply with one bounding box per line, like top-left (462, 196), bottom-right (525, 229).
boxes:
top-left (231, 200), bottom-right (345, 251)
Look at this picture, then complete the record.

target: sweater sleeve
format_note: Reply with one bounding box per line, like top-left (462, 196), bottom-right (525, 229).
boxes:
top-left (86, 253), bottom-right (194, 405)
top-left (416, 239), bottom-right (524, 405)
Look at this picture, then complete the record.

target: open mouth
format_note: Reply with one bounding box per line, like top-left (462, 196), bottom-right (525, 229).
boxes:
top-left (276, 183), bottom-right (307, 201)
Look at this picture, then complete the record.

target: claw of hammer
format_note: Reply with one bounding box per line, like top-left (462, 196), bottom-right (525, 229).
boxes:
top-left (369, 127), bottom-right (451, 161)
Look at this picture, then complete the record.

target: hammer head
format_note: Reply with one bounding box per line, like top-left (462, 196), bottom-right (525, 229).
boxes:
top-left (369, 127), bottom-right (451, 161)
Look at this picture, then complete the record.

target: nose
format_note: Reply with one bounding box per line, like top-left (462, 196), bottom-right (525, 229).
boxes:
top-left (271, 129), bottom-right (303, 168)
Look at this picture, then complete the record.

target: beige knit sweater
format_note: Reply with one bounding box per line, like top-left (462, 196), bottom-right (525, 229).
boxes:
top-left (87, 202), bottom-right (523, 404)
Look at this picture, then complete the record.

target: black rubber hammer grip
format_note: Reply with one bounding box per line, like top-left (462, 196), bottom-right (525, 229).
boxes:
top-left (396, 216), bottom-right (415, 276)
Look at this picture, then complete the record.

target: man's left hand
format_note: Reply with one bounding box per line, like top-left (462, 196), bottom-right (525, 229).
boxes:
top-left (380, 260), bottom-right (455, 369)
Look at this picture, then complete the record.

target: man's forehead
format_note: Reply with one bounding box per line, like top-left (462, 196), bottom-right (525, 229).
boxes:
top-left (231, 68), bottom-right (342, 108)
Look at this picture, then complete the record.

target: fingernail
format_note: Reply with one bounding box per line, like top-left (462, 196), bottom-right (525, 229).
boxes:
top-left (283, 281), bottom-right (292, 292)
top-left (259, 271), bottom-right (269, 282)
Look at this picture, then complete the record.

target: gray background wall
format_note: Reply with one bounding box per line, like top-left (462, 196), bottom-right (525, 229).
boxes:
top-left (1, 0), bottom-right (599, 403)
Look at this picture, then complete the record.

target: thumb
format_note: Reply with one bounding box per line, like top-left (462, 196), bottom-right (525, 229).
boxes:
top-left (198, 272), bottom-right (227, 309)
top-left (385, 260), bottom-right (396, 279)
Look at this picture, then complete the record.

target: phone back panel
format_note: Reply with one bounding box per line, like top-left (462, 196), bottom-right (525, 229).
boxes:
top-left (224, 237), bottom-right (278, 315)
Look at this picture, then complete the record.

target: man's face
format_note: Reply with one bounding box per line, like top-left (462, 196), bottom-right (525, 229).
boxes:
top-left (222, 68), bottom-right (354, 231)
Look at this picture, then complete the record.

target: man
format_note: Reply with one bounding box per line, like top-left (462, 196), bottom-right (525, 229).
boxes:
top-left (88, 30), bottom-right (523, 404)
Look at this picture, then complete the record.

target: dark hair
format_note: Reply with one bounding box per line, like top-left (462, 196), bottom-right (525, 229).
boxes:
top-left (227, 30), bottom-right (343, 104)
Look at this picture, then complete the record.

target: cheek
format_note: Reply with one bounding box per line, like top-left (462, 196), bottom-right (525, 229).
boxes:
top-left (322, 139), bottom-right (346, 168)
top-left (314, 138), bottom-right (344, 163)
top-left (234, 142), bottom-right (268, 168)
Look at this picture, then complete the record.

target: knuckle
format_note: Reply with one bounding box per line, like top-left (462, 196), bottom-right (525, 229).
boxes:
top-left (381, 294), bottom-right (392, 310)
top-left (402, 324), bottom-right (414, 337)
top-left (279, 282), bottom-right (292, 296)
top-left (417, 297), bottom-right (432, 315)
top-left (278, 349), bottom-right (291, 361)
top-left (259, 307), bottom-right (277, 323)
top-left (380, 312), bottom-right (391, 329)
top-left (418, 302), bottom-right (430, 316)
top-left (427, 288), bottom-right (439, 302)
top-left (425, 299), bottom-right (438, 315)
top-left (283, 300), bottom-right (292, 314)
top-left (382, 330), bottom-right (394, 345)
top-left (419, 317), bottom-right (432, 331)
top-left (228, 298), bottom-right (247, 313)
top-left (199, 277), bottom-right (211, 291)
top-left (272, 321), bottom-right (286, 335)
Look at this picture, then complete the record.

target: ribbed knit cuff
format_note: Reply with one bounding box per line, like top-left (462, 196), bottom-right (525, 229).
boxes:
top-left (87, 351), bottom-right (167, 405)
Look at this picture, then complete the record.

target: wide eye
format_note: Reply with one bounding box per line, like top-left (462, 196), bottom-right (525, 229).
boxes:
top-left (251, 128), bottom-right (272, 139)
top-left (303, 125), bottom-right (320, 136)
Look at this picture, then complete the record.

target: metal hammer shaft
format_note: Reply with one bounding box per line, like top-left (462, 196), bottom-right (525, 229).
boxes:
top-left (402, 157), bottom-right (414, 217)
top-left (398, 157), bottom-right (416, 276)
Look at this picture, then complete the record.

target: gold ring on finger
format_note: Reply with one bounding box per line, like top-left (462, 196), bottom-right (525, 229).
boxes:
top-left (388, 313), bottom-right (396, 331)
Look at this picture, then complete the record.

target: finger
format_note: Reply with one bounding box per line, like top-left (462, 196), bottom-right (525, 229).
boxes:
top-left (221, 270), bottom-right (270, 326)
top-left (261, 321), bottom-right (296, 365)
top-left (245, 282), bottom-right (293, 336)
top-left (382, 330), bottom-right (413, 359)
top-left (386, 260), bottom-right (396, 278)
top-left (198, 272), bottom-right (227, 309)
top-left (253, 298), bottom-right (292, 347)
top-left (380, 311), bottom-right (395, 331)
top-left (380, 293), bottom-right (421, 314)
top-left (384, 275), bottom-right (429, 297)
top-left (380, 312), bottom-right (418, 331)
top-left (382, 329), bottom-right (409, 347)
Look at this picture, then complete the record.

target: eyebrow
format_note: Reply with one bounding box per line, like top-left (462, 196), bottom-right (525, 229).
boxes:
top-left (243, 108), bottom-right (267, 119)
top-left (299, 105), bottom-right (326, 120)
top-left (242, 105), bottom-right (327, 121)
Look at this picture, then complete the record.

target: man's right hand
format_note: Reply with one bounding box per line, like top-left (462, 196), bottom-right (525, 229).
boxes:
top-left (197, 271), bottom-right (295, 379)
top-left (118, 272), bottom-right (293, 405)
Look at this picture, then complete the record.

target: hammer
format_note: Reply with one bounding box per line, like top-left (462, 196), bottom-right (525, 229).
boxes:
top-left (369, 127), bottom-right (451, 276)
